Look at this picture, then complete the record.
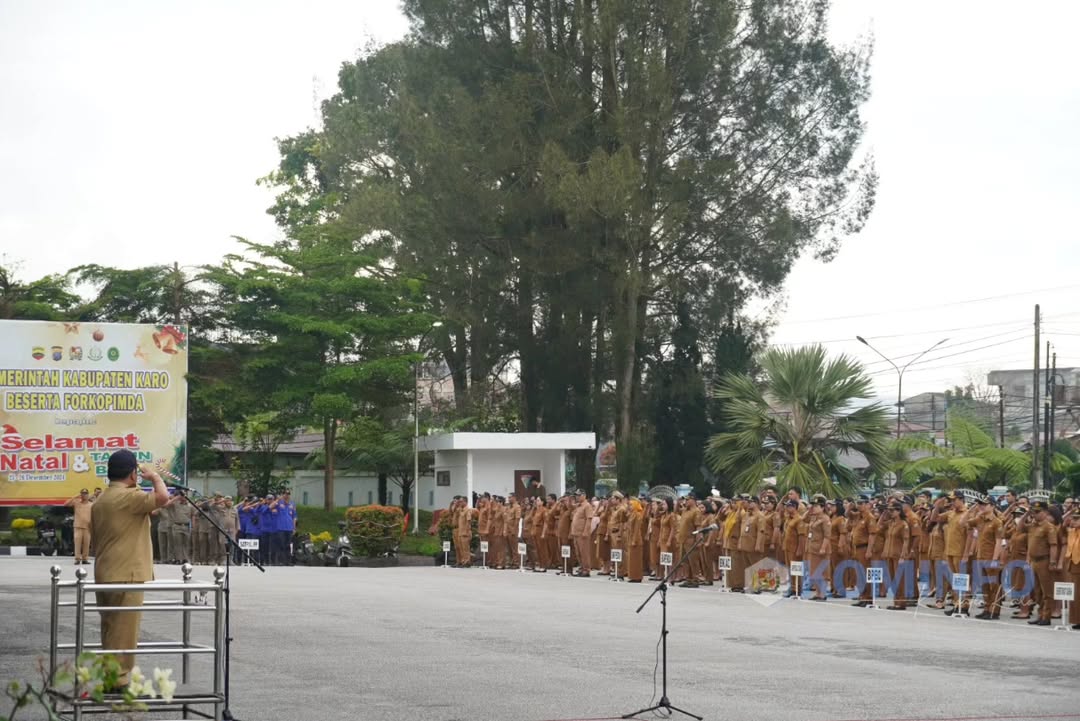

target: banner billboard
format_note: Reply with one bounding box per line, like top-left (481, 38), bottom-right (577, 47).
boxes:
top-left (0, 320), bottom-right (188, 505)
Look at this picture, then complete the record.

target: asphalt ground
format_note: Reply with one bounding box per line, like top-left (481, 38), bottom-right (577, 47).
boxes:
top-left (1, 556), bottom-right (1078, 721)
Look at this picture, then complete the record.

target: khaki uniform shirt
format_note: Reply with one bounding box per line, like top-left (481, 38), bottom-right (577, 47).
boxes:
top-left (91, 485), bottom-right (158, 583)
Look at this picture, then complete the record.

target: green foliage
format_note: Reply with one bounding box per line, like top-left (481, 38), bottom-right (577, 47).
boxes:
top-left (651, 301), bottom-right (708, 485)
top-left (0, 262), bottom-right (80, 320)
top-left (890, 414), bottom-right (1032, 491)
top-left (294, 505), bottom-right (347, 538)
top-left (226, 413), bottom-right (295, 498)
top-left (706, 345), bottom-right (891, 497)
top-left (345, 505), bottom-right (405, 558)
top-left (335, 417), bottom-right (428, 512)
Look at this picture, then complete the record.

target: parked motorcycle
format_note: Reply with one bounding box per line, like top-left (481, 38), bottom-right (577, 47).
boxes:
top-left (292, 533), bottom-right (318, 566)
top-left (37, 520), bottom-right (58, 556)
top-left (319, 522), bottom-right (352, 567)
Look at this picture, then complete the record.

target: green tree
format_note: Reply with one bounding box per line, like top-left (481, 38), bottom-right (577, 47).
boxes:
top-left (226, 413), bottom-right (295, 498)
top-left (335, 417), bottom-right (432, 513)
top-left (265, 0), bottom-right (876, 493)
top-left (204, 235), bottom-right (431, 510)
top-left (0, 262), bottom-right (79, 319)
top-left (705, 345), bottom-right (890, 497)
top-left (651, 300), bottom-right (708, 485)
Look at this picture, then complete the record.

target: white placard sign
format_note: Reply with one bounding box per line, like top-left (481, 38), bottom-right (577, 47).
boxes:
top-left (952, 573), bottom-right (970, 593)
top-left (517, 543), bottom-right (527, 556)
top-left (442, 541), bottom-right (451, 553)
top-left (789, 561), bottom-right (804, 577)
top-left (865, 567), bottom-right (883, 584)
top-left (561, 545), bottom-right (572, 559)
top-left (479, 541), bottom-right (489, 553)
top-left (1054, 582), bottom-right (1075, 601)
top-left (611, 548), bottom-right (624, 563)
top-left (659, 552), bottom-right (673, 566)
top-left (238, 539), bottom-right (259, 551)
top-left (717, 556), bottom-right (732, 571)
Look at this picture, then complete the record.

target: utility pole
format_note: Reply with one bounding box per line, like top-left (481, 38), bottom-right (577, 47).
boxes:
top-left (931, 394), bottom-right (937, 440)
top-left (998, 385), bottom-right (1005, 448)
top-left (1050, 351), bottom-right (1057, 460)
top-left (1043, 341), bottom-right (1051, 488)
top-left (1032, 304), bottom-right (1041, 489)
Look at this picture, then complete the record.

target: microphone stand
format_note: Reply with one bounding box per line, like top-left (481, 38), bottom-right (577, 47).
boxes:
top-left (622, 529), bottom-right (709, 721)
top-left (173, 485), bottom-right (265, 721)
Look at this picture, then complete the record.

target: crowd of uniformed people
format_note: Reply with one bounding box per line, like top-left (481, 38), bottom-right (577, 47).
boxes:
top-left (442, 487), bottom-right (1080, 629)
top-left (150, 490), bottom-right (297, 566)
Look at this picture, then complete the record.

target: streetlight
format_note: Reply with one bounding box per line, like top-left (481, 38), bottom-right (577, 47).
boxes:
top-left (414, 321), bottom-right (443, 534)
top-left (856, 336), bottom-right (948, 439)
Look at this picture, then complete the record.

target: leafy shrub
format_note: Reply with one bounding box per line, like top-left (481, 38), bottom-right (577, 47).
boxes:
top-left (11, 518), bottom-right (36, 530)
top-left (344, 505), bottom-right (404, 558)
top-left (11, 528), bottom-right (37, 545)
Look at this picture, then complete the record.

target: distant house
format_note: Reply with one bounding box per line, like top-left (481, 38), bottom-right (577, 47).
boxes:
top-left (986, 367), bottom-right (1080, 437)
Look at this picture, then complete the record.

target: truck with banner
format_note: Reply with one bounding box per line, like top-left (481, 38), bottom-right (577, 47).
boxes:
top-left (0, 320), bottom-right (188, 506)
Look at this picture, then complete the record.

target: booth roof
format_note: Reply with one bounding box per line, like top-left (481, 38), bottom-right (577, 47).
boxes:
top-left (418, 432), bottom-right (595, 452)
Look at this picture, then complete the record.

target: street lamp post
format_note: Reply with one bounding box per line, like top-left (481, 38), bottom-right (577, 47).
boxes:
top-left (856, 336), bottom-right (949, 439)
top-left (413, 321), bottom-right (443, 534)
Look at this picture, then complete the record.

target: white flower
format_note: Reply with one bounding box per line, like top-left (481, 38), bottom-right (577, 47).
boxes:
top-left (75, 666), bottom-right (92, 684)
top-left (152, 668), bottom-right (172, 686)
top-left (158, 677), bottom-right (177, 703)
top-left (129, 666), bottom-right (145, 685)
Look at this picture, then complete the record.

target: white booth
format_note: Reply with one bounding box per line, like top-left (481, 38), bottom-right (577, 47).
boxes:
top-left (418, 432), bottom-right (596, 507)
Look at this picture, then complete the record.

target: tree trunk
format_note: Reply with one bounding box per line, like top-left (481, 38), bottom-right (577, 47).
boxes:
top-left (323, 419), bottom-right (336, 511)
top-left (518, 272), bottom-right (541, 431)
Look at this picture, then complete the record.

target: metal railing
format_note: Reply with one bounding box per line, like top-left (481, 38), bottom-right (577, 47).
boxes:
top-left (47, 563), bottom-right (226, 720)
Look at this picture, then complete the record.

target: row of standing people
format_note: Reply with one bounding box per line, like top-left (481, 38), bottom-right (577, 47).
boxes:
top-left (443, 489), bottom-right (1080, 630)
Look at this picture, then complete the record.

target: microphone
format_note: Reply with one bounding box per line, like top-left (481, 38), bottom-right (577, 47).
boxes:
top-left (691, 524), bottom-right (719, 535)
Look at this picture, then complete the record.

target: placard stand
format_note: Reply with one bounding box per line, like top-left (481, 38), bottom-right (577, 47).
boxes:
top-left (518, 543), bottom-right (528, 573)
top-left (480, 540), bottom-right (489, 570)
top-left (1054, 582), bottom-right (1075, 631)
top-left (659, 552), bottom-right (673, 587)
top-left (442, 541), bottom-right (451, 568)
top-left (238, 538), bottom-right (258, 567)
top-left (717, 556), bottom-right (732, 592)
top-left (561, 545), bottom-right (571, 576)
top-left (951, 573), bottom-right (970, 619)
top-left (611, 548), bottom-right (623, 582)
top-left (789, 562), bottom-right (804, 600)
top-left (865, 566), bottom-right (883, 610)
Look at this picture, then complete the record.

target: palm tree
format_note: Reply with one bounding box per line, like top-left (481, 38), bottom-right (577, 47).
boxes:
top-left (705, 345), bottom-right (891, 497)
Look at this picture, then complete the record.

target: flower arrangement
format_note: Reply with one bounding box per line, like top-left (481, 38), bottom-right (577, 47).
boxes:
top-left (3, 654), bottom-right (176, 721)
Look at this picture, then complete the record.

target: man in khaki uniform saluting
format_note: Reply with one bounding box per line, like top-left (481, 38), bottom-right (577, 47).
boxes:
top-left (64, 488), bottom-right (95, 564)
top-left (90, 450), bottom-right (170, 686)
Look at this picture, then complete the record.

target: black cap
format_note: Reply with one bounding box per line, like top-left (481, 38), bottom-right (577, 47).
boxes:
top-left (106, 450), bottom-right (138, 481)
top-left (1030, 500), bottom-right (1049, 511)
top-left (975, 497), bottom-right (990, 505)
top-left (783, 499), bottom-right (798, 508)
top-left (856, 495), bottom-right (870, 503)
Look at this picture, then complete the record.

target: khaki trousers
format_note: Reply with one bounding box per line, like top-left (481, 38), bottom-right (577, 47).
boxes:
top-left (574, 535), bottom-right (592, 573)
top-left (97, 590), bottom-right (143, 682)
top-left (1032, 559), bottom-right (1054, 621)
top-left (74, 528), bottom-right (91, 561)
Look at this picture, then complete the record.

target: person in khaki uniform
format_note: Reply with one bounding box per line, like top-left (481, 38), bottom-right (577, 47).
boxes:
top-left (735, 497), bottom-right (764, 591)
top-left (1026, 500), bottom-right (1060, 626)
top-left (64, 489), bottom-right (95, 564)
top-left (970, 497), bottom-right (1004, 619)
top-left (1061, 509), bottom-right (1080, 630)
top-left (931, 492), bottom-right (970, 615)
top-left (506, 495), bottom-right (522, 569)
top-left (570, 491), bottom-right (594, 576)
top-left (453, 497), bottom-right (475, 567)
top-left (804, 497), bottom-right (832, 601)
top-left (542, 494), bottom-right (560, 569)
top-left (90, 451), bottom-right (169, 686)
top-left (624, 498), bottom-right (646, 582)
top-left (531, 498), bottom-right (548, 571)
top-left (881, 503), bottom-right (910, 610)
top-left (170, 496), bottom-right (193, 563)
top-left (595, 500), bottom-right (612, 575)
top-left (676, 496), bottom-right (705, 588)
top-left (781, 500), bottom-right (806, 597)
top-left (607, 493), bottom-right (627, 577)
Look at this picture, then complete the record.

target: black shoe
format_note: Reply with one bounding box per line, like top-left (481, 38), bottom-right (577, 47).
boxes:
top-left (852, 601), bottom-right (869, 607)
top-left (809, 596), bottom-right (826, 602)
top-left (886, 605), bottom-right (907, 611)
top-left (1028, 619), bottom-right (1050, 626)
top-left (974, 612), bottom-right (992, 620)
top-left (945, 607), bottom-right (968, 616)
top-left (678, 581), bottom-right (699, 588)
top-left (1072, 624), bottom-right (1080, 630)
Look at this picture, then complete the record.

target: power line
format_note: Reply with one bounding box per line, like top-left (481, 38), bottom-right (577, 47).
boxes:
top-left (859, 328), bottom-right (1030, 368)
top-left (771, 318), bottom-right (1033, 347)
top-left (778, 284), bottom-right (1080, 325)
top-left (865, 337), bottom-right (1034, 377)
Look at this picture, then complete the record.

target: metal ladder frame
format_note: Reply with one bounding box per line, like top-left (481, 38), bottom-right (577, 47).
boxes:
top-left (47, 563), bottom-right (226, 720)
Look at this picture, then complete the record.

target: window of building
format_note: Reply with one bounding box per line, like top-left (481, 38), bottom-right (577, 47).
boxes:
top-left (302, 491), bottom-right (308, 506)
top-left (367, 490), bottom-right (373, 504)
top-left (348, 491), bottom-right (354, 506)
top-left (429, 490), bottom-right (434, 507)
top-left (388, 491), bottom-right (393, 505)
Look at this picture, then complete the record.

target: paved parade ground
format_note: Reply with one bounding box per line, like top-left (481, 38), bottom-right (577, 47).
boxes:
top-left (1, 556), bottom-right (1078, 721)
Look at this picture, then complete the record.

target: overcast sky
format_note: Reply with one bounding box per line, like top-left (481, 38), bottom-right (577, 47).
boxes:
top-left (2, 0), bottom-right (1078, 408)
